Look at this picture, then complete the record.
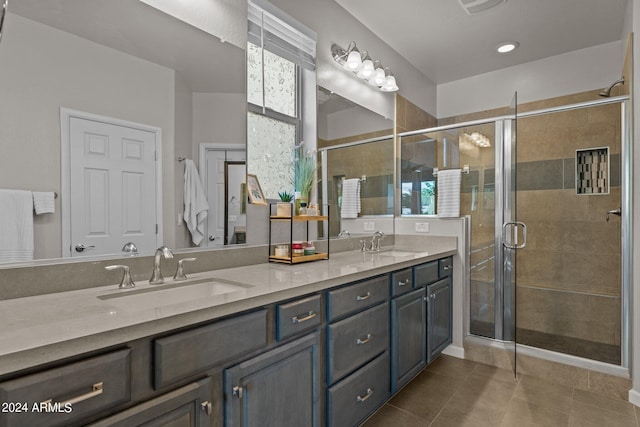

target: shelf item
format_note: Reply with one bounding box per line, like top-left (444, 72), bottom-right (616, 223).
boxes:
top-left (268, 204), bottom-right (330, 264)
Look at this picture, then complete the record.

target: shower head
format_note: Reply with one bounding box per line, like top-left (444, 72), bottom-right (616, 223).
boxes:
top-left (599, 77), bottom-right (625, 97)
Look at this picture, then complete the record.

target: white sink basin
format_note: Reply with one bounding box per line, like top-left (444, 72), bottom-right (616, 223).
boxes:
top-left (98, 278), bottom-right (252, 311)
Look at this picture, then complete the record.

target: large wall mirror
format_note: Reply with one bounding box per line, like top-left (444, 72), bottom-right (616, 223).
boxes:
top-left (317, 87), bottom-right (394, 237)
top-left (0, 0), bottom-right (246, 264)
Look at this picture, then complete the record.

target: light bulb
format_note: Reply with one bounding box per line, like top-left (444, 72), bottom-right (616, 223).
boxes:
top-left (372, 67), bottom-right (386, 86)
top-left (345, 49), bottom-right (362, 71)
top-left (357, 58), bottom-right (374, 79)
top-left (381, 74), bottom-right (398, 92)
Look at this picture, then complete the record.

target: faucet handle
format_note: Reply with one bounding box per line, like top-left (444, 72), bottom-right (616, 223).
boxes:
top-left (174, 258), bottom-right (197, 281)
top-left (105, 265), bottom-right (136, 289)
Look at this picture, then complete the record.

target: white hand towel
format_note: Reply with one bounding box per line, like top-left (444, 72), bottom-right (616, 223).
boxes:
top-left (183, 159), bottom-right (209, 246)
top-left (437, 169), bottom-right (462, 218)
top-left (341, 178), bottom-right (361, 219)
top-left (0, 189), bottom-right (34, 263)
top-left (32, 191), bottom-right (56, 214)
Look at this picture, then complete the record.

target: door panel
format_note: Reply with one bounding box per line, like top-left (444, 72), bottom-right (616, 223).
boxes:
top-left (69, 116), bottom-right (158, 257)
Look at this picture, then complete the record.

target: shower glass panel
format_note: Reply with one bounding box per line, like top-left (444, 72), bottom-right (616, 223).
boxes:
top-left (319, 138), bottom-right (394, 237)
top-left (454, 123), bottom-right (499, 339)
top-left (515, 102), bottom-right (622, 365)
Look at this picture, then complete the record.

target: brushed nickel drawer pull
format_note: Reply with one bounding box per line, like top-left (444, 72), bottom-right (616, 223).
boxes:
top-left (292, 311), bottom-right (317, 324)
top-left (356, 334), bottom-right (373, 345)
top-left (398, 279), bottom-right (410, 287)
top-left (356, 292), bottom-right (371, 301)
top-left (356, 388), bottom-right (374, 402)
top-left (42, 382), bottom-right (103, 407)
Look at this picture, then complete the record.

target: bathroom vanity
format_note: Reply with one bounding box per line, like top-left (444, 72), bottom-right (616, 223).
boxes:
top-left (0, 239), bottom-right (455, 427)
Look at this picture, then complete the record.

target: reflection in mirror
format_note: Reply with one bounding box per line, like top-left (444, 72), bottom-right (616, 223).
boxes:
top-left (317, 87), bottom-right (394, 237)
top-left (246, 0), bottom-right (317, 204)
top-left (0, 1), bottom-right (246, 264)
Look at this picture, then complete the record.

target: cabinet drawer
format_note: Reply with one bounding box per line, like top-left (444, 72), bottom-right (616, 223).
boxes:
top-left (88, 378), bottom-right (211, 427)
top-left (390, 268), bottom-right (413, 297)
top-left (439, 256), bottom-right (453, 277)
top-left (327, 351), bottom-right (390, 427)
top-left (415, 260), bottom-right (439, 286)
top-left (327, 275), bottom-right (389, 320)
top-left (0, 349), bottom-right (131, 427)
top-left (276, 294), bottom-right (322, 340)
top-left (154, 309), bottom-right (267, 389)
top-left (327, 303), bottom-right (389, 384)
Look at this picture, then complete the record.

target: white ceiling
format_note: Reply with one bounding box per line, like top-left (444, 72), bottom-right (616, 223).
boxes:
top-left (335, 0), bottom-right (629, 84)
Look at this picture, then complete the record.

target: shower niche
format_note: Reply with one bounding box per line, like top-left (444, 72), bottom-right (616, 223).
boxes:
top-left (576, 147), bottom-right (609, 195)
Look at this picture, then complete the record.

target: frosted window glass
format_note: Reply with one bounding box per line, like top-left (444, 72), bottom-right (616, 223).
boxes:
top-left (246, 42), bottom-right (297, 117)
top-left (247, 112), bottom-right (295, 198)
top-left (247, 42), bottom-right (263, 107)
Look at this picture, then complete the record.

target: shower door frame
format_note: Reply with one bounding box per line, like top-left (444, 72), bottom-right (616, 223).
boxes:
top-left (514, 95), bottom-right (632, 368)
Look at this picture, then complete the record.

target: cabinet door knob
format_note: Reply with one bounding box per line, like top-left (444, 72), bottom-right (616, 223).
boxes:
top-left (398, 279), bottom-right (410, 287)
top-left (232, 386), bottom-right (243, 399)
top-left (201, 401), bottom-right (212, 415)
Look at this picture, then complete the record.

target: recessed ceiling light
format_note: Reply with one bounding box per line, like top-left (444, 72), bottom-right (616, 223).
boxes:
top-left (496, 41), bottom-right (519, 53)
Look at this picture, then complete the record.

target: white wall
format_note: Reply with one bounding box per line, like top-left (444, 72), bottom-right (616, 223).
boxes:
top-left (0, 14), bottom-right (175, 259)
top-left (192, 93), bottom-right (247, 155)
top-left (320, 106), bottom-right (393, 141)
top-left (438, 41), bottom-right (623, 118)
top-left (271, 0), bottom-right (437, 119)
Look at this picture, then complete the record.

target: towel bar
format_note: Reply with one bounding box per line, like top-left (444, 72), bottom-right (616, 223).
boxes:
top-left (433, 165), bottom-right (469, 176)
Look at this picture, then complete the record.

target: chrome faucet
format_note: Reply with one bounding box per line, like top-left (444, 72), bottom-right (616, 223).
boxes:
top-left (149, 246), bottom-right (174, 284)
top-left (370, 231), bottom-right (385, 251)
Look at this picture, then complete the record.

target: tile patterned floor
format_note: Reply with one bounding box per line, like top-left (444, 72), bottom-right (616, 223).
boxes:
top-left (362, 355), bottom-right (639, 426)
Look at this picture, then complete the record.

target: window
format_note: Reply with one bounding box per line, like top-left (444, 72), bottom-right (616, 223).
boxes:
top-left (246, 0), bottom-right (316, 199)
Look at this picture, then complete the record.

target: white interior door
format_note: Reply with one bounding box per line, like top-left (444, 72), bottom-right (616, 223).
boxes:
top-left (68, 115), bottom-right (159, 256)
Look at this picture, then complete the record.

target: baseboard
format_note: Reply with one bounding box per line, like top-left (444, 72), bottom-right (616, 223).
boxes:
top-left (442, 344), bottom-right (464, 359)
top-left (629, 389), bottom-right (640, 407)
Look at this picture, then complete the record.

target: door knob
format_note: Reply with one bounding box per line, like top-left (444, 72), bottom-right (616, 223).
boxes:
top-left (209, 235), bottom-right (216, 241)
top-left (74, 244), bottom-right (96, 253)
top-left (606, 208), bottom-right (621, 222)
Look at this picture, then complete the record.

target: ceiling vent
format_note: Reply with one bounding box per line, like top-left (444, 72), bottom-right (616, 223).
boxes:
top-left (458, 0), bottom-right (507, 15)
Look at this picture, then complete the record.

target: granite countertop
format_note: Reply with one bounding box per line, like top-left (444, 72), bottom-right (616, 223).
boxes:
top-left (0, 238), bottom-right (456, 376)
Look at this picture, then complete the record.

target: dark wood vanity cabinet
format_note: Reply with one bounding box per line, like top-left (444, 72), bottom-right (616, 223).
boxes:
top-left (0, 255), bottom-right (454, 427)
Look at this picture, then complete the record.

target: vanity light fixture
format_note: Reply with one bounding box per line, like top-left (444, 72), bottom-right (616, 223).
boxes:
top-left (332, 42), bottom-right (399, 92)
top-left (461, 131), bottom-right (491, 148)
top-left (496, 41), bottom-right (519, 53)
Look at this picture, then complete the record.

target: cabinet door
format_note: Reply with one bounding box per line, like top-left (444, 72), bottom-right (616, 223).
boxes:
top-left (427, 277), bottom-right (452, 363)
top-left (224, 333), bottom-right (320, 427)
top-left (88, 378), bottom-right (211, 427)
top-left (391, 288), bottom-right (426, 393)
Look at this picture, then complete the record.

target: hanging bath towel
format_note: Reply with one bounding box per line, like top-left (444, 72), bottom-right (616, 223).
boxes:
top-left (341, 178), bottom-right (361, 219)
top-left (32, 191), bottom-right (56, 214)
top-left (437, 169), bottom-right (462, 218)
top-left (0, 189), bottom-right (34, 263)
top-left (183, 159), bottom-right (210, 245)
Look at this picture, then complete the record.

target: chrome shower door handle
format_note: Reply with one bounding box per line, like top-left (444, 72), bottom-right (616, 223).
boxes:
top-left (502, 222), bottom-right (527, 250)
top-left (606, 208), bottom-right (621, 222)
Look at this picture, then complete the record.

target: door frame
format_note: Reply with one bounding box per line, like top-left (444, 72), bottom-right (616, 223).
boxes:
top-left (198, 143), bottom-right (246, 247)
top-left (60, 107), bottom-right (163, 258)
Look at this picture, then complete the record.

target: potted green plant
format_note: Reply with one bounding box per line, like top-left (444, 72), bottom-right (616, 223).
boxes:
top-left (294, 147), bottom-right (316, 207)
top-left (276, 191), bottom-right (294, 217)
